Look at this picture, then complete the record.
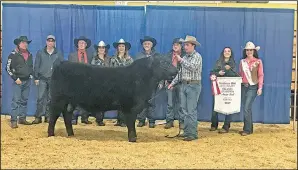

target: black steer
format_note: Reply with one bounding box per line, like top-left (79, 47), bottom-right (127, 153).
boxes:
top-left (47, 56), bottom-right (178, 142)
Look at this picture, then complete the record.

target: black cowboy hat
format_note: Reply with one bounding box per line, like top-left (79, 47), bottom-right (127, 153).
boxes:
top-left (94, 41), bottom-right (110, 50)
top-left (74, 36), bottom-right (91, 49)
top-left (172, 38), bottom-right (184, 45)
top-left (140, 36), bottom-right (157, 47)
top-left (113, 39), bottom-right (131, 50)
top-left (14, 36), bottom-right (32, 45)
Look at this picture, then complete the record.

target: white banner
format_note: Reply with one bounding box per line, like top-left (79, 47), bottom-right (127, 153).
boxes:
top-left (214, 77), bottom-right (242, 115)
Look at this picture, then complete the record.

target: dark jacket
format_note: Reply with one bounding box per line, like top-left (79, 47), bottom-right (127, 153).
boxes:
top-left (6, 48), bottom-right (33, 81)
top-left (210, 58), bottom-right (238, 77)
top-left (135, 49), bottom-right (161, 60)
top-left (34, 47), bottom-right (64, 80)
top-left (163, 50), bottom-right (186, 83)
top-left (68, 50), bottom-right (93, 64)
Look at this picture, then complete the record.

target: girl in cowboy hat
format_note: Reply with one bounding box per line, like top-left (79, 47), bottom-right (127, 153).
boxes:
top-left (110, 38), bottom-right (134, 127)
top-left (91, 41), bottom-right (111, 126)
top-left (239, 41), bottom-right (264, 136)
top-left (91, 41), bottom-right (111, 67)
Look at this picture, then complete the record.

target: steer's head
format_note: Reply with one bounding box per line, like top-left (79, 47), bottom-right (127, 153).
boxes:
top-left (149, 56), bottom-right (178, 81)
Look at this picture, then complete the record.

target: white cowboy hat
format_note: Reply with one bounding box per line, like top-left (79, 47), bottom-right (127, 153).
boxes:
top-left (243, 41), bottom-right (260, 51)
top-left (182, 35), bottom-right (201, 46)
top-left (94, 41), bottom-right (110, 50)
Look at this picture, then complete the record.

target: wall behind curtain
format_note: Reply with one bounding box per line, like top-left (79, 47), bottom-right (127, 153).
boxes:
top-left (1, 4), bottom-right (294, 123)
top-left (1, 3), bottom-right (145, 118)
top-left (146, 5), bottom-right (294, 123)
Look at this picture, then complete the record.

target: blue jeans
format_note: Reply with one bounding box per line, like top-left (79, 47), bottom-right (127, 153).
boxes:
top-left (241, 84), bottom-right (258, 134)
top-left (35, 79), bottom-right (51, 118)
top-left (211, 96), bottom-right (232, 130)
top-left (180, 83), bottom-right (201, 139)
top-left (166, 84), bottom-right (181, 123)
top-left (10, 79), bottom-right (31, 122)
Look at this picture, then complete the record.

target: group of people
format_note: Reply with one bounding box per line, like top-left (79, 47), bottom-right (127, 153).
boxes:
top-left (5, 33), bottom-right (264, 141)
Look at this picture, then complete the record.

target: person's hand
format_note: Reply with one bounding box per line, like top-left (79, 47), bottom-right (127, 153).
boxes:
top-left (219, 70), bottom-right (225, 76)
top-left (257, 89), bottom-right (262, 96)
top-left (175, 54), bottom-right (182, 62)
top-left (225, 65), bottom-right (231, 70)
top-left (158, 83), bottom-right (163, 90)
top-left (15, 78), bottom-right (22, 85)
top-left (35, 80), bottom-right (39, 86)
top-left (168, 84), bottom-right (174, 90)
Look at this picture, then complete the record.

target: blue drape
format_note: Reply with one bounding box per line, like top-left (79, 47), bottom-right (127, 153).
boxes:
top-left (146, 5), bottom-right (294, 123)
top-left (1, 4), bottom-right (145, 118)
top-left (1, 4), bottom-right (294, 123)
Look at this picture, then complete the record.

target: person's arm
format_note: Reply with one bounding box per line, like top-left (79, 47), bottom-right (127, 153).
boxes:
top-left (33, 50), bottom-right (41, 80)
top-left (257, 59), bottom-right (264, 90)
top-left (6, 53), bottom-right (18, 81)
top-left (179, 53), bottom-right (201, 72)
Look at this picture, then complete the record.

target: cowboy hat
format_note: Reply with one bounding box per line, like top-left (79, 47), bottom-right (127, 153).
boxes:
top-left (243, 41), bottom-right (260, 51)
top-left (182, 35), bottom-right (200, 46)
top-left (172, 38), bottom-right (184, 45)
top-left (74, 36), bottom-right (91, 49)
top-left (140, 36), bottom-right (157, 47)
top-left (94, 41), bottom-right (110, 50)
top-left (14, 36), bottom-right (32, 45)
top-left (113, 39), bottom-right (131, 50)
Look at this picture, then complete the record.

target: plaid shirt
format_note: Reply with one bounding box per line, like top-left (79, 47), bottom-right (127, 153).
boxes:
top-left (171, 50), bottom-right (202, 86)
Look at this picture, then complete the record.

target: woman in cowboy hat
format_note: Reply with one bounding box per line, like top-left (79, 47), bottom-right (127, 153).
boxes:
top-left (135, 36), bottom-right (161, 128)
top-left (239, 41), bottom-right (264, 136)
top-left (68, 36), bottom-right (93, 125)
top-left (110, 38), bottom-right (134, 127)
top-left (209, 47), bottom-right (238, 133)
top-left (91, 40), bottom-right (111, 126)
top-left (6, 36), bottom-right (34, 128)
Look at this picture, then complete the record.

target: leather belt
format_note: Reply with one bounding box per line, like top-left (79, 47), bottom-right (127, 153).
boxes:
top-left (181, 80), bottom-right (201, 84)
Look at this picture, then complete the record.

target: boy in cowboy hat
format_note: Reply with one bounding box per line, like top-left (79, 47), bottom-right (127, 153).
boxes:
top-left (68, 36), bottom-right (93, 125)
top-left (135, 36), bottom-right (162, 128)
top-left (32, 35), bottom-right (64, 124)
top-left (110, 38), bottom-right (134, 127)
top-left (163, 38), bottom-right (186, 129)
top-left (6, 36), bottom-right (34, 128)
top-left (168, 35), bottom-right (202, 141)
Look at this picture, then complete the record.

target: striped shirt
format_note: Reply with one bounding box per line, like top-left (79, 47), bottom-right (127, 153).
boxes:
top-left (171, 50), bottom-right (202, 86)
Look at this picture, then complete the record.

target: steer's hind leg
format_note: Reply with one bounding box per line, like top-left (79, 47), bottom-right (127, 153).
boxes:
top-left (48, 106), bottom-right (62, 137)
top-left (62, 104), bottom-right (75, 136)
top-left (124, 113), bottom-right (137, 142)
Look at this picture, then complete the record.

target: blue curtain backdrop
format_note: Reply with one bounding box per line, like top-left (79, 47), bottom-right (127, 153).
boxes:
top-left (1, 4), bottom-right (294, 123)
top-left (145, 5), bottom-right (294, 123)
top-left (1, 4), bottom-right (145, 118)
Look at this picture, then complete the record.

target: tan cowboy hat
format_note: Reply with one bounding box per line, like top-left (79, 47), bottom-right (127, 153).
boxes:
top-left (94, 41), bottom-right (110, 50)
top-left (243, 41), bottom-right (260, 51)
top-left (182, 35), bottom-right (200, 46)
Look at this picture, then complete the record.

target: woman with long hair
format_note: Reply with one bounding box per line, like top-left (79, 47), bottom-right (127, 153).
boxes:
top-left (210, 47), bottom-right (238, 133)
top-left (110, 39), bottom-right (133, 127)
top-left (239, 41), bottom-right (264, 136)
top-left (91, 41), bottom-right (111, 126)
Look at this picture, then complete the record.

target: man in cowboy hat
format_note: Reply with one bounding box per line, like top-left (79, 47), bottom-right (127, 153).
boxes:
top-left (168, 35), bottom-right (202, 141)
top-left (163, 38), bottom-right (186, 129)
top-left (135, 36), bottom-right (162, 128)
top-left (5, 36), bottom-right (34, 128)
top-left (32, 35), bottom-right (64, 124)
top-left (68, 36), bottom-right (93, 125)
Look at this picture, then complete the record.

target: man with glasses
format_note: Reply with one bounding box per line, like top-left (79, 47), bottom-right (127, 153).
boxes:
top-left (32, 35), bottom-right (64, 124)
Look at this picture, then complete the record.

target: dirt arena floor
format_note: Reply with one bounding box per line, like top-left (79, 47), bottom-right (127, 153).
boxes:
top-left (1, 115), bottom-right (297, 169)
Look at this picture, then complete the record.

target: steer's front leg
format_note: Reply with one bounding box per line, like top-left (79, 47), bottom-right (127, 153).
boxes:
top-left (124, 112), bottom-right (137, 142)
